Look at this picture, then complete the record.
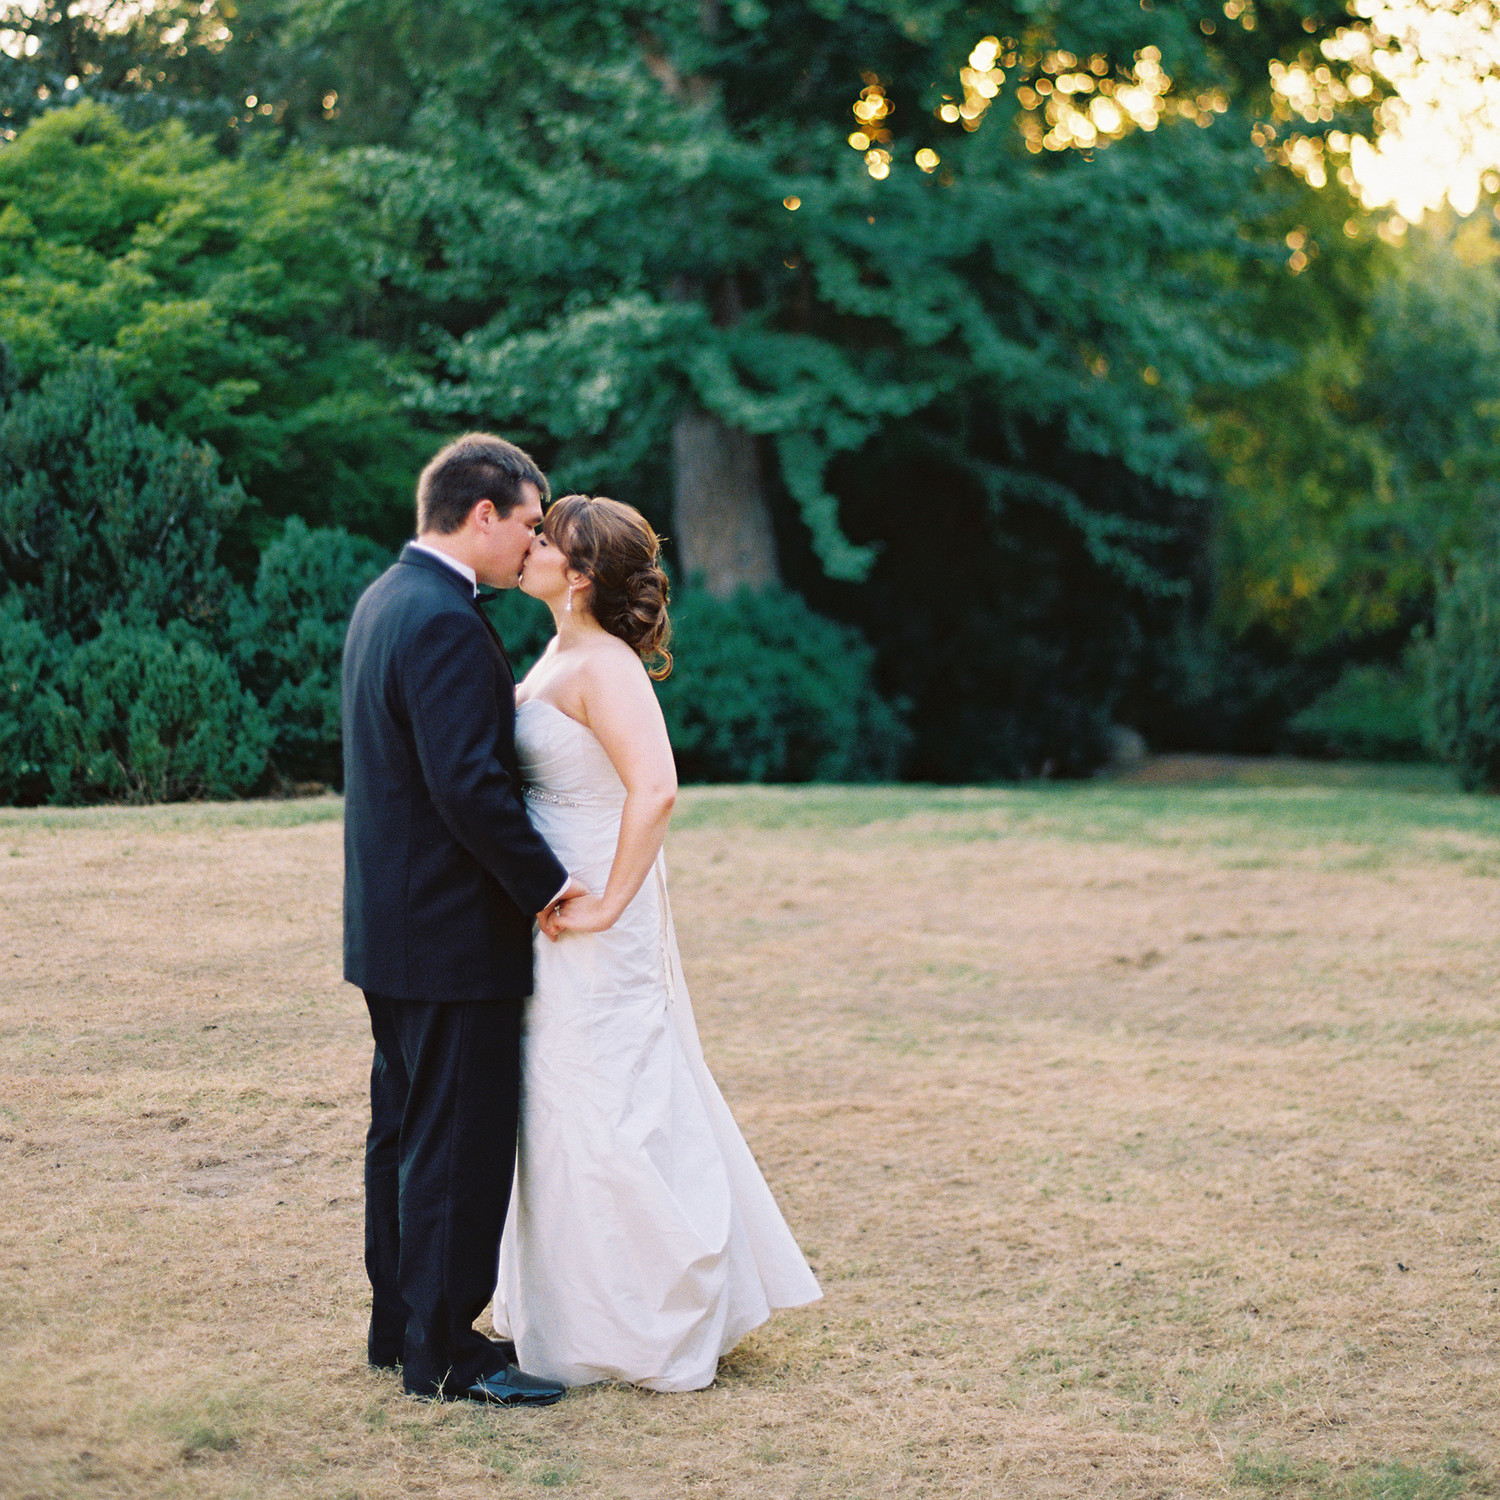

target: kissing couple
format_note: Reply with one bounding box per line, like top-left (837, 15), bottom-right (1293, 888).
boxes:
top-left (342, 433), bottom-right (821, 1404)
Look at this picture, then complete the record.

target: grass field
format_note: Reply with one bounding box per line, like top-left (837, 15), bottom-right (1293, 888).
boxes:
top-left (2, 770), bottom-right (1498, 1498)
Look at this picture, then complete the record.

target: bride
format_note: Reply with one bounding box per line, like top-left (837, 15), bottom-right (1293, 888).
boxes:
top-left (492, 493), bottom-right (821, 1392)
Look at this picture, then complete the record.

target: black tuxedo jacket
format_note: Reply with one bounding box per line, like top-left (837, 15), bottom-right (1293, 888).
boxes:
top-left (342, 545), bottom-right (568, 1001)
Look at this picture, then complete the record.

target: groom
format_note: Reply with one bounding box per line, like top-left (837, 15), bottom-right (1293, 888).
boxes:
top-left (342, 433), bottom-right (581, 1404)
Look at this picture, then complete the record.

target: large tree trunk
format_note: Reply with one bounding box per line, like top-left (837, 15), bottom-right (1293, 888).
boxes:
top-left (671, 409), bottom-right (780, 596)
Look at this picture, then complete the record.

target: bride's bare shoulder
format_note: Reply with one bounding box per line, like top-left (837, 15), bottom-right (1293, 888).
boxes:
top-left (586, 631), bottom-right (649, 673)
top-left (578, 633), bottom-right (657, 707)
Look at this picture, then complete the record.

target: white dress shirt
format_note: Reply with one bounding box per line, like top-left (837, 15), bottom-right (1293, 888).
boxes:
top-left (408, 538), bottom-right (478, 593)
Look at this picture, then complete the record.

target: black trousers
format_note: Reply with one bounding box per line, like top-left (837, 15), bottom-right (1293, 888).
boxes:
top-left (363, 992), bottom-right (522, 1395)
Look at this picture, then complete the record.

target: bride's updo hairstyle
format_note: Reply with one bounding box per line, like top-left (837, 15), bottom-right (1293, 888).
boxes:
top-left (544, 494), bottom-right (673, 679)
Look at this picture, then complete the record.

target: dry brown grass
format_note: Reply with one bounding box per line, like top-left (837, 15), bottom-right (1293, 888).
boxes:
top-left (2, 777), bottom-right (1498, 1499)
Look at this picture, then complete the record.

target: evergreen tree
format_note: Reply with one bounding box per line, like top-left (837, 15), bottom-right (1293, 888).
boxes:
top-left (0, 352), bottom-right (244, 643)
top-left (233, 516), bottom-right (391, 785)
top-left (0, 347), bottom-right (273, 802)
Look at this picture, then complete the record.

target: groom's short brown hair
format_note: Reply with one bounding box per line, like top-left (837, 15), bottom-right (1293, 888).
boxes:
top-left (416, 433), bottom-right (549, 535)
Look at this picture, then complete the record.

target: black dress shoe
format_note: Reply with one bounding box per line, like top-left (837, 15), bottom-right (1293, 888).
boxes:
top-left (459, 1364), bottom-right (566, 1407)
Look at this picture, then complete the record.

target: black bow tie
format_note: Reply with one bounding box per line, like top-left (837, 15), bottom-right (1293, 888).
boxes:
top-left (474, 586), bottom-right (501, 604)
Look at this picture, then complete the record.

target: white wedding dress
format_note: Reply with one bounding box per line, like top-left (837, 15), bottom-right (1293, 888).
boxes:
top-left (492, 699), bottom-right (821, 1391)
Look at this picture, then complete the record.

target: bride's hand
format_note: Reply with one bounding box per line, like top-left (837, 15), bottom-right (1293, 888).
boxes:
top-left (545, 893), bottom-right (617, 939)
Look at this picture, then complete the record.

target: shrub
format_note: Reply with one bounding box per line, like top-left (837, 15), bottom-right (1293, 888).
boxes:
top-left (0, 593), bottom-right (66, 805)
top-left (234, 518), bottom-right (391, 785)
top-left (1286, 650), bottom-right (1431, 762)
top-left (0, 352), bottom-right (245, 646)
top-left (49, 618), bottom-right (271, 803)
top-left (0, 347), bottom-right (276, 806)
top-left (656, 587), bottom-right (908, 782)
top-left (1427, 550), bottom-right (1500, 791)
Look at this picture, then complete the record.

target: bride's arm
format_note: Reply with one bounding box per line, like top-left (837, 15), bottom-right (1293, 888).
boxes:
top-left (545, 643), bottom-right (677, 938)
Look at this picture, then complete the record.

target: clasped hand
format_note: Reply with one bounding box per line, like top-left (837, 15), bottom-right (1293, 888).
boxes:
top-left (539, 892), bottom-right (616, 941)
top-left (538, 879), bottom-right (614, 942)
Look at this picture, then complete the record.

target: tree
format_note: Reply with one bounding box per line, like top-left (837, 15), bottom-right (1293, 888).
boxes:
top-left (0, 346), bottom-right (274, 803)
top-left (1428, 544), bottom-right (1500, 791)
top-left (242, 0), bottom-right (1370, 770)
top-left (0, 0), bottom-right (332, 147)
top-left (233, 516), bottom-right (391, 784)
top-left (1200, 197), bottom-right (1500, 733)
top-left (0, 349), bottom-right (244, 644)
top-left (4, 0), bottom-right (1428, 777)
top-left (0, 100), bottom-right (430, 553)
top-left (291, 0), bottom-right (1374, 580)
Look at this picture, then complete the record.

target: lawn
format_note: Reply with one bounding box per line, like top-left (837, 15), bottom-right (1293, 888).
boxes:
top-left (2, 773), bottom-right (1498, 1498)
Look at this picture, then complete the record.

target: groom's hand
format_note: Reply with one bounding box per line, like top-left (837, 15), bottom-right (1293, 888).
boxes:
top-left (538, 878), bottom-right (588, 941)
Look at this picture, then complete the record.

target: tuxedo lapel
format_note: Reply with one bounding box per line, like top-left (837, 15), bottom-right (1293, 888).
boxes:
top-left (472, 599), bottom-right (515, 683)
top-left (394, 545), bottom-right (516, 682)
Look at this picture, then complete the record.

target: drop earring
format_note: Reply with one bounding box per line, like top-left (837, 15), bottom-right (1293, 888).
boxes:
top-left (565, 588), bottom-right (573, 614)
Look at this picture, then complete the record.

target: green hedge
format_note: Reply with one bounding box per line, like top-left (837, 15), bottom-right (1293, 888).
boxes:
top-left (0, 514), bottom-right (383, 804)
top-left (234, 517), bottom-right (391, 785)
top-left (49, 618), bottom-right (272, 803)
top-left (0, 595), bottom-right (64, 805)
top-left (656, 587), bottom-right (909, 782)
top-left (0, 351), bottom-right (373, 802)
top-left (0, 353), bottom-right (244, 646)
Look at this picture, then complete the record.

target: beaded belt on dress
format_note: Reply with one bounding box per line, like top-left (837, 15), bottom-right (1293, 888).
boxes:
top-left (523, 786), bottom-right (580, 807)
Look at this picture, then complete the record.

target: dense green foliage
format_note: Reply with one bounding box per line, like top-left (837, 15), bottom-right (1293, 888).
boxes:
top-left (0, 353), bottom-right (374, 802)
top-left (277, 0), bottom-right (1383, 775)
top-left (0, 592), bottom-right (62, 804)
top-left (0, 343), bottom-right (906, 800)
top-left (1192, 206), bottom-right (1500, 763)
top-left (0, 350), bottom-right (244, 643)
top-left (0, 348), bottom-right (906, 800)
top-left (1206, 211), bottom-right (1500, 652)
top-left (49, 617), bottom-right (272, 802)
top-left (1427, 549), bottom-right (1500, 792)
top-left (1, 0), bottom-right (1495, 796)
top-left (0, 354), bottom-right (267, 800)
top-left (346, 4), bottom-right (1264, 566)
top-left (0, 0), bottom-right (265, 139)
top-left (234, 518), bottom-right (390, 784)
top-left (656, 588), bottom-right (908, 783)
top-left (0, 101), bottom-right (427, 550)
